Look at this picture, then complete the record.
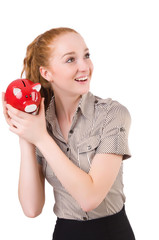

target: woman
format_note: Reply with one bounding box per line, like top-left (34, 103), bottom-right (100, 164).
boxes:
top-left (2, 27), bottom-right (135, 240)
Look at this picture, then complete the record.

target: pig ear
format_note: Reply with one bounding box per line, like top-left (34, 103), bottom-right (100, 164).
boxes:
top-left (13, 88), bottom-right (21, 96)
top-left (32, 83), bottom-right (41, 92)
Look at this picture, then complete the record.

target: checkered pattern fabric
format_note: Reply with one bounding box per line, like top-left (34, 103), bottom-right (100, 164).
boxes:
top-left (36, 92), bottom-right (131, 220)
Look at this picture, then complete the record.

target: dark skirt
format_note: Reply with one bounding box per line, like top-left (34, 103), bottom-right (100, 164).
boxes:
top-left (52, 205), bottom-right (135, 240)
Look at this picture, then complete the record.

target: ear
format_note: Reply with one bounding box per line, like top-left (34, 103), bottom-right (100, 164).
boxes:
top-left (13, 88), bottom-right (21, 96)
top-left (39, 66), bottom-right (53, 82)
top-left (32, 83), bottom-right (41, 92)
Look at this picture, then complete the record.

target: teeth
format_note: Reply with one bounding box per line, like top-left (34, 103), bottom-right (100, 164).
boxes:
top-left (75, 77), bottom-right (88, 81)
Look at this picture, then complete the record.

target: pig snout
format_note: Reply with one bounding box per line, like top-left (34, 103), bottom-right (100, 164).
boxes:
top-left (25, 104), bottom-right (37, 113)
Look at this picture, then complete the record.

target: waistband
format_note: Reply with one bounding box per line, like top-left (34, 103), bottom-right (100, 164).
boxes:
top-left (57, 205), bottom-right (126, 224)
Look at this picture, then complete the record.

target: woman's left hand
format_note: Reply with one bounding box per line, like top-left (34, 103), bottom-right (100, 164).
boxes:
top-left (6, 98), bottom-right (48, 145)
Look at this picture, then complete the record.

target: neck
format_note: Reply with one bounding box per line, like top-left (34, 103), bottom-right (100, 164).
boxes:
top-left (54, 93), bottom-right (81, 123)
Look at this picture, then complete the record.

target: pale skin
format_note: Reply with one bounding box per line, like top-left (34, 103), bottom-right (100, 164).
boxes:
top-left (2, 32), bottom-right (122, 217)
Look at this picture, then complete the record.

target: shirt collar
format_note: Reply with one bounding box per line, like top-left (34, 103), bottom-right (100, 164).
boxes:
top-left (46, 91), bottom-right (96, 125)
top-left (79, 92), bottom-right (96, 121)
top-left (45, 96), bottom-right (56, 125)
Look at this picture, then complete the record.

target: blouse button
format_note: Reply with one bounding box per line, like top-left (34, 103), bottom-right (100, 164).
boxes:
top-left (83, 217), bottom-right (87, 221)
top-left (120, 127), bottom-right (125, 132)
top-left (87, 145), bottom-right (92, 150)
top-left (67, 147), bottom-right (69, 152)
top-left (69, 129), bottom-right (74, 134)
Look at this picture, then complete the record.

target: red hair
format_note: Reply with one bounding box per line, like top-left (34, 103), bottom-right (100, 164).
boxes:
top-left (21, 27), bottom-right (78, 110)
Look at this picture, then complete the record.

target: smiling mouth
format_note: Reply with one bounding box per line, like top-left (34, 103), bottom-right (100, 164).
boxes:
top-left (75, 76), bottom-right (88, 82)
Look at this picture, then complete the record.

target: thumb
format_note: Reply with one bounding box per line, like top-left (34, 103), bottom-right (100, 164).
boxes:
top-left (2, 92), bottom-right (6, 105)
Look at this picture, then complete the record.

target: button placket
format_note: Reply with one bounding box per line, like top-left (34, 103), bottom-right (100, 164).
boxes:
top-left (69, 129), bottom-right (74, 134)
top-left (66, 143), bottom-right (70, 157)
top-left (66, 147), bottom-right (69, 152)
top-left (83, 212), bottom-right (89, 221)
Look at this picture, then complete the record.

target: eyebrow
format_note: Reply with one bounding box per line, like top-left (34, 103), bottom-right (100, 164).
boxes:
top-left (61, 48), bottom-right (89, 58)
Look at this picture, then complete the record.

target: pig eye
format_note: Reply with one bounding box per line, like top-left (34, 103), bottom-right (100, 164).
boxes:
top-left (30, 94), bottom-right (32, 97)
top-left (25, 95), bottom-right (28, 98)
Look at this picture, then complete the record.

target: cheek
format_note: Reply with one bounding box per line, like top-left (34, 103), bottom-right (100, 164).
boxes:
top-left (53, 70), bottom-right (75, 87)
top-left (59, 66), bottom-right (76, 79)
top-left (51, 63), bottom-right (77, 83)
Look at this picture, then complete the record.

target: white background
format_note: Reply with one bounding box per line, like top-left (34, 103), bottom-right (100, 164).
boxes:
top-left (0, 0), bottom-right (159, 239)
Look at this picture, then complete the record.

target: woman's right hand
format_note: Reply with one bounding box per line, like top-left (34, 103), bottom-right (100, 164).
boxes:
top-left (2, 92), bottom-right (33, 147)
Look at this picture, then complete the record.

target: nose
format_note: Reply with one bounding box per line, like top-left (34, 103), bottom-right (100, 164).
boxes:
top-left (77, 58), bottom-right (90, 72)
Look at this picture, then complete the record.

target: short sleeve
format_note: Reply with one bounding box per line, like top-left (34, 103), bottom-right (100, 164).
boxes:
top-left (96, 102), bottom-right (131, 160)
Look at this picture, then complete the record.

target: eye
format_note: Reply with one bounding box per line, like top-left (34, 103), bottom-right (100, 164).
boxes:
top-left (25, 95), bottom-right (28, 98)
top-left (66, 57), bottom-right (75, 63)
top-left (85, 52), bottom-right (90, 59)
top-left (30, 94), bottom-right (32, 97)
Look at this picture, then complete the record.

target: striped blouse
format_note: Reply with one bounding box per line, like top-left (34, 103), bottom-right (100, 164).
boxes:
top-left (36, 91), bottom-right (131, 220)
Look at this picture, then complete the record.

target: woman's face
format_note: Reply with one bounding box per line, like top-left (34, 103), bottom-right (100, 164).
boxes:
top-left (43, 32), bottom-right (94, 98)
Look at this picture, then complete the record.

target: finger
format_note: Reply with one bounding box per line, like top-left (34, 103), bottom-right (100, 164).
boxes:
top-left (2, 92), bottom-right (7, 112)
top-left (6, 104), bottom-right (29, 120)
top-left (2, 92), bottom-right (6, 104)
top-left (3, 106), bottom-right (10, 123)
top-left (7, 109), bottom-right (24, 124)
top-left (7, 117), bottom-right (15, 127)
top-left (2, 92), bottom-right (11, 125)
top-left (9, 124), bottom-right (20, 135)
top-left (10, 118), bottom-right (21, 129)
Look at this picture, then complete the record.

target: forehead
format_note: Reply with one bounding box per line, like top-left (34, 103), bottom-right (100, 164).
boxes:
top-left (52, 32), bottom-right (88, 56)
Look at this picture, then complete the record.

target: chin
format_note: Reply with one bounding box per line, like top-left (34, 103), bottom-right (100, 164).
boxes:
top-left (78, 89), bottom-right (89, 96)
top-left (79, 85), bottom-right (90, 95)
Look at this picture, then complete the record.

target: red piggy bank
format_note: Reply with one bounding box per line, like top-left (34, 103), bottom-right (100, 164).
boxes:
top-left (5, 79), bottom-right (41, 114)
